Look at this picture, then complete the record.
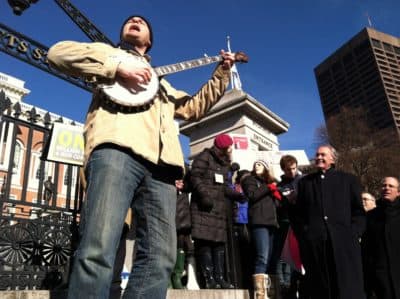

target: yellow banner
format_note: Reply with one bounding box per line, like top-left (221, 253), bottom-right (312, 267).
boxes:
top-left (47, 123), bottom-right (84, 166)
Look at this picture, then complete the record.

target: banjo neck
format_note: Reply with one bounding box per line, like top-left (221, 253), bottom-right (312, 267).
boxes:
top-left (154, 55), bottom-right (223, 77)
top-left (99, 51), bottom-right (248, 108)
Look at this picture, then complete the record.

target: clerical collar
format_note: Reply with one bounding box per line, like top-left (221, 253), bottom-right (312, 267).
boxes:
top-left (318, 166), bottom-right (334, 175)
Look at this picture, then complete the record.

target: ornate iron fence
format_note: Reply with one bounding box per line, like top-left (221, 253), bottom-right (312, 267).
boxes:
top-left (0, 91), bottom-right (83, 290)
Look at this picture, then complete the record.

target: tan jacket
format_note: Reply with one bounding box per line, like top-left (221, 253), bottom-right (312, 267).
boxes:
top-left (47, 41), bottom-right (230, 173)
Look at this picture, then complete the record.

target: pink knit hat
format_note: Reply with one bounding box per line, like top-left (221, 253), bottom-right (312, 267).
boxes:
top-left (214, 134), bottom-right (233, 149)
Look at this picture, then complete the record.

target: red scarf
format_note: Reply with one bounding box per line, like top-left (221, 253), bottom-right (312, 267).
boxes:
top-left (267, 183), bottom-right (282, 201)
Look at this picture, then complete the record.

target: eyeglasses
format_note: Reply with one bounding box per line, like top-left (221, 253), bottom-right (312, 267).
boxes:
top-left (362, 197), bottom-right (375, 202)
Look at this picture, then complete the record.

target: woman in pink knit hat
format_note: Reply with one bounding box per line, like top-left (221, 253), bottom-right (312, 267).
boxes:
top-left (189, 133), bottom-right (244, 289)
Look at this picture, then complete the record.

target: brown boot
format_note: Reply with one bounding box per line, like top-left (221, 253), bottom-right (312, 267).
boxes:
top-left (267, 274), bottom-right (282, 299)
top-left (253, 274), bottom-right (269, 299)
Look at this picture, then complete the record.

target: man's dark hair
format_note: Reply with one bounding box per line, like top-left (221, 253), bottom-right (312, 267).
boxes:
top-left (119, 15), bottom-right (153, 53)
top-left (280, 155), bottom-right (298, 170)
top-left (236, 170), bottom-right (250, 184)
top-left (230, 162), bottom-right (240, 172)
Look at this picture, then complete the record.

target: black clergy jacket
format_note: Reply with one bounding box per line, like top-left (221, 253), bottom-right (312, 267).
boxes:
top-left (293, 168), bottom-right (366, 299)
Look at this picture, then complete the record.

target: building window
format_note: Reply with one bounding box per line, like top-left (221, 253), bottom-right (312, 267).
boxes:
top-left (36, 167), bottom-right (43, 180)
top-left (342, 53), bottom-right (353, 65)
top-left (64, 170), bottom-right (70, 185)
top-left (371, 39), bottom-right (382, 49)
top-left (383, 42), bottom-right (394, 53)
top-left (0, 122), bottom-right (11, 165)
top-left (13, 142), bottom-right (22, 174)
top-left (31, 153), bottom-right (44, 180)
top-left (332, 62), bottom-right (343, 73)
top-left (394, 46), bottom-right (400, 55)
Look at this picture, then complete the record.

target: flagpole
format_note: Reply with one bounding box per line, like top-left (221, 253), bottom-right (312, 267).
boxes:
top-left (226, 36), bottom-right (243, 90)
top-left (365, 12), bottom-right (373, 27)
top-left (227, 36), bottom-right (234, 90)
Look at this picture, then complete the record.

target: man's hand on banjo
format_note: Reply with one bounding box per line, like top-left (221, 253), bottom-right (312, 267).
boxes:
top-left (104, 50), bottom-right (247, 103)
top-left (117, 61), bottom-right (152, 85)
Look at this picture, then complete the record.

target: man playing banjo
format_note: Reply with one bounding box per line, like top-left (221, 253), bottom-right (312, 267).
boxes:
top-left (47, 15), bottom-right (237, 299)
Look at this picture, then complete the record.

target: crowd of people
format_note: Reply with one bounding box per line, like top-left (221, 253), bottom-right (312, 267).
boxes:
top-left (166, 139), bottom-right (398, 299)
top-left (46, 12), bottom-right (399, 299)
top-left (170, 139), bottom-right (400, 299)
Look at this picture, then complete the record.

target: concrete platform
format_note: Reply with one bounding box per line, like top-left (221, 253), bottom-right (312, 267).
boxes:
top-left (0, 291), bottom-right (50, 299)
top-left (0, 289), bottom-right (251, 299)
top-left (167, 289), bottom-right (250, 299)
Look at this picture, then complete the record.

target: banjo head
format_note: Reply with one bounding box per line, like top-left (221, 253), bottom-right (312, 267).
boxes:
top-left (100, 55), bottom-right (159, 108)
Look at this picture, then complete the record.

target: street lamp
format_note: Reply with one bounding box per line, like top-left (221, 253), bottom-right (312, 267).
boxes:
top-left (7, 0), bottom-right (39, 16)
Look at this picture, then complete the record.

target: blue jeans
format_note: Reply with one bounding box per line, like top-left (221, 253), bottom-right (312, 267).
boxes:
top-left (67, 146), bottom-right (177, 299)
top-left (277, 259), bottom-right (291, 286)
top-left (251, 226), bottom-right (274, 274)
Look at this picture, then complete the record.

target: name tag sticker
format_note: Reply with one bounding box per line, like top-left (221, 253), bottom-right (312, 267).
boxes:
top-left (215, 173), bottom-right (224, 184)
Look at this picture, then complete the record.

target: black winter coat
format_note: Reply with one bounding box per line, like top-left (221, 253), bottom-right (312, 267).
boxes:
top-left (241, 174), bottom-right (278, 228)
top-left (175, 171), bottom-right (192, 233)
top-left (363, 198), bottom-right (400, 299)
top-left (190, 147), bottom-right (243, 242)
top-left (277, 174), bottom-right (302, 222)
top-left (293, 168), bottom-right (366, 299)
top-left (176, 191), bottom-right (191, 233)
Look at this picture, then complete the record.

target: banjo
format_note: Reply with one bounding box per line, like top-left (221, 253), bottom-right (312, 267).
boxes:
top-left (99, 52), bottom-right (248, 107)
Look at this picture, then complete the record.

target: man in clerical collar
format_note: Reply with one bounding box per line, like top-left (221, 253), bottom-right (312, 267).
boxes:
top-left (292, 145), bottom-right (366, 299)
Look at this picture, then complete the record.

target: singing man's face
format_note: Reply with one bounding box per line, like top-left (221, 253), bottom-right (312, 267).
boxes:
top-left (122, 17), bottom-right (151, 49)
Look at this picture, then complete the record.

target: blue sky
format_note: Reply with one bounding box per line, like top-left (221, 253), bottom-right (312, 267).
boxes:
top-left (1, 0), bottom-right (399, 159)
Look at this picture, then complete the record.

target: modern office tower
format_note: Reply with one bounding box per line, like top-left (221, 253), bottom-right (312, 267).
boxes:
top-left (314, 27), bottom-right (400, 138)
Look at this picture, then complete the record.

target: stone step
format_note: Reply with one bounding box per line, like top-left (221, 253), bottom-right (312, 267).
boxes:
top-left (167, 289), bottom-right (250, 299)
top-left (0, 291), bottom-right (49, 299)
top-left (0, 289), bottom-right (251, 299)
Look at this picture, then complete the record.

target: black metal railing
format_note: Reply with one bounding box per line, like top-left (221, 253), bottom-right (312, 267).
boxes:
top-left (0, 91), bottom-right (83, 290)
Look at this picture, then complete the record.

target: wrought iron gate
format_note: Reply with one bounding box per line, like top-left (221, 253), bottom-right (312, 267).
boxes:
top-left (0, 92), bottom-right (84, 290)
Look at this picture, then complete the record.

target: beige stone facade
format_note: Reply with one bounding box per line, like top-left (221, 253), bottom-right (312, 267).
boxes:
top-left (180, 89), bottom-right (289, 158)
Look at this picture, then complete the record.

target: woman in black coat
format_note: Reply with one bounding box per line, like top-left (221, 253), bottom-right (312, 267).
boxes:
top-left (190, 134), bottom-right (243, 289)
top-left (240, 160), bottom-right (280, 298)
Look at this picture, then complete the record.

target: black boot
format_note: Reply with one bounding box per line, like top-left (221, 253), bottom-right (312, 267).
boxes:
top-left (269, 274), bottom-right (282, 299)
top-left (213, 247), bottom-right (234, 289)
top-left (198, 249), bottom-right (218, 289)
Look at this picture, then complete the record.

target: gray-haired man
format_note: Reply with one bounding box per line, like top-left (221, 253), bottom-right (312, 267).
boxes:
top-left (292, 145), bottom-right (366, 299)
